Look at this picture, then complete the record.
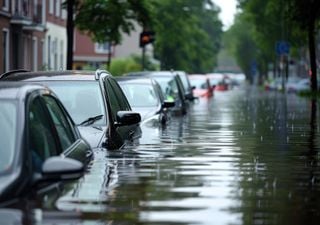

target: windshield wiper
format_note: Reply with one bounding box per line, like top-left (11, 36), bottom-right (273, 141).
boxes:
top-left (79, 114), bottom-right (103, 126)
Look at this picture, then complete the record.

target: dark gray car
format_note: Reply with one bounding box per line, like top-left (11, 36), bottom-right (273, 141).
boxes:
top-left (0, 82), bottom-right (87, 204)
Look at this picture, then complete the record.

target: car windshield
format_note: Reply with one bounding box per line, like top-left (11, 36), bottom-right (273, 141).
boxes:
top-left (0, 100), bottom-right (17, 173)
top-left (152, 76), bottom-right (179, 100)
top-left (120, 83), bottom-right (158, 107)
top-left (42, 81), bottom-right (106, 126)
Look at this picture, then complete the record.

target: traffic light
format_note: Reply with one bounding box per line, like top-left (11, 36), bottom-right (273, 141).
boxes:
top-left (139, 31), bottom-right (155, 47)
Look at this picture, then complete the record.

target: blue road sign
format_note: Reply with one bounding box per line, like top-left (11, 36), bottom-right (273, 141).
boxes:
top-left (276, 41), bottom-right (290, 55)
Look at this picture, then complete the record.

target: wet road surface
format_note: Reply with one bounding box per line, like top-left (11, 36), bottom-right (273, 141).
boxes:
top-left (54, 86), bottom-right (320, 225)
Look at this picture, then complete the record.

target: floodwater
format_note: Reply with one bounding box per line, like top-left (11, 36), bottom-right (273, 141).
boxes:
top-left (42, 86), bottom-right (320, 224)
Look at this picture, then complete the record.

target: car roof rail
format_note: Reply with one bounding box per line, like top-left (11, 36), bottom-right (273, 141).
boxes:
top-left (95, 69), bottom-right (112, 80)
top-left (0, 69), bottom-right (30, 79)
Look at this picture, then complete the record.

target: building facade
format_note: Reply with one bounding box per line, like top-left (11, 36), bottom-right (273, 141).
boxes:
top-left (0, 1), bottom-right (151, 73)
top-left (45, 0), bottom-right (67, 70)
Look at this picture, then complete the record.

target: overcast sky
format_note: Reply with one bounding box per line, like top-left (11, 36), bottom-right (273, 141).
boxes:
top-left (212, 0), bottom-right (237, 30)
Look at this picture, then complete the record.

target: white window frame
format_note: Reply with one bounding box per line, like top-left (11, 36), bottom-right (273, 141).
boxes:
top-left (41, 39), bottom-right (46, 69)
top-left (95, 42), bottom-right (110, 54)
top-left (49, 0), bottom-right (53, 14)
top-left (2, 0), bottom-right (9, 11)
top-left (47, 35), bottom-right (51, 70)
top-left (55, 0), bottom-right (60, 17)
top-left (2, 29), bottom-right (9, 72)
top-left (32, 37), bottom-right (38, 71)
top-left (60, 40), bottom-right (64, 69)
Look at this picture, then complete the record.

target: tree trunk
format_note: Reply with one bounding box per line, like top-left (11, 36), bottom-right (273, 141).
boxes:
top-left (308, 19), bottom-right (317, 91)
top-left (66, 0), bottom-right (75, 70)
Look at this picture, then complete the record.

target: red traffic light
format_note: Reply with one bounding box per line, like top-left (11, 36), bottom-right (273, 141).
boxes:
top-left (140, 31), bottom-right (155, 47)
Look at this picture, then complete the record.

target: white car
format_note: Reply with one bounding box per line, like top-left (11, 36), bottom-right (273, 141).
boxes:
top-left (286, 78), bottom-right (310, 93)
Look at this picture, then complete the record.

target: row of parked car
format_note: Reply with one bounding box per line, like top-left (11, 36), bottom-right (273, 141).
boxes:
top-left (0, 69), bottom-right (208, 206)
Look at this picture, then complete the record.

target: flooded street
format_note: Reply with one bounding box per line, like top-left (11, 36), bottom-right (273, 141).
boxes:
top-left (56, 86), bottom-right (320, 225)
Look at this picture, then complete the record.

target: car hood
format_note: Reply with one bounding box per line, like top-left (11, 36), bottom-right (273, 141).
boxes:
top-left (131, 106), bottom-right (158, 121)
top-left (77, 126), bottom-right (106, 148)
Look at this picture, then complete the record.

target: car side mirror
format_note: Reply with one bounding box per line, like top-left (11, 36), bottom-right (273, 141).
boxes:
top-left (41, 156), bottom-right (84, 181)
top-left (162, 100), bottom-right (175, 108)
top-left (115, 111), bottom-right (141, 126)
top-left (191, 86), bottom-right (196, 90)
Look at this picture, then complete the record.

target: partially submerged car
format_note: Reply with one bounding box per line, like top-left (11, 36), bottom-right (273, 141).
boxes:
top-left (134, 71), bottom-right (189, 115)
top-left (189, 74), bottom-right (213, 98)
top-left (0, 70), bottom-right (141, 150)
top-left (0, 82), bottom-right (86, 204)
top-left (116, 76), bottom-right (174, 125)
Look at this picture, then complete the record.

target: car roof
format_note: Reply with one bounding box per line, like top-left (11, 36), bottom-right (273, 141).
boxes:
top-left (1, 70), bottom-right (99, 82)
top-left (189, 74), bottom-right (208, 79)
top-left (116, 76), bottom-right (154, 85)
top-left (147, 71), bottom-right (177, 77)
top-left (0, 82), bottom-right (47, 99)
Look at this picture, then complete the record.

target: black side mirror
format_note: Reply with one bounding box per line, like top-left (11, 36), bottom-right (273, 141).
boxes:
top-left (116, 111), bottom-right (141, 126)
top-left (162, 100), bottom-right (175, 108)
top-left (191, 86), bottom-right (196, 90)
top-left (41, 157), bottom-right (84, 181)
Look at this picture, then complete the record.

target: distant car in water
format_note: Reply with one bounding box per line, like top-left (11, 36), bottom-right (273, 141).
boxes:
top-left (206, 73), bottom-right (229, 91)
top-left (0, 82), bottom-right (86, 204)
top-left (117, 76), bottom-right (175, 125)
top-left (286, 78), bottom-right (310, 93)
top-left (0, 70), bottom-right (141, 150)
top-left (188, 74), bottom-right (213, 98)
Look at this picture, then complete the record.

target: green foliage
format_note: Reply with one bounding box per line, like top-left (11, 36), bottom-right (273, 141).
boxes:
top-left (75, 0), bottom-right (152, 44)
top-left (106, 55), bottom-right (158, 76)
top-left (233, 0), bottom-right (318, 80)
top-left (108, 57), bottom-right (142, 76)
top-left (151, 0), bottom-right (223, 73)
top-left (224, 13), bottom-right (256, 81)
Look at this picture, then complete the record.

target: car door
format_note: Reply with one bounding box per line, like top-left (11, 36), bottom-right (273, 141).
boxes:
top-left (104, 77), bottom-right (141, 148)
top-left (40, 94), bottom-right (93, 165)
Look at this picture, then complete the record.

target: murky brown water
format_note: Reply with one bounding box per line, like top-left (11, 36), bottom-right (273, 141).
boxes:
top-left (43, 86), bottom-right (320, 224)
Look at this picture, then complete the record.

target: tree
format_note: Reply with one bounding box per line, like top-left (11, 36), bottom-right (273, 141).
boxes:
top-left (224, 14), bottom-right (257, 82)
top-left (151, 0), bottom-right (222, 73)
top-left (73, 0), bottom-right (152, 69)
top-left (287, 0), bottom-right (320, 91)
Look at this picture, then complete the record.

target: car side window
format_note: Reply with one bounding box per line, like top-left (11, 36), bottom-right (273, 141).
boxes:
top-left (29, 97), bottom-right (58, 172)
top-left (105, 78), bottom-right (131, 121)
top-left (109, 79), bottom-right (131, 110)
top-left (42, 95), bottom-right (77, 151)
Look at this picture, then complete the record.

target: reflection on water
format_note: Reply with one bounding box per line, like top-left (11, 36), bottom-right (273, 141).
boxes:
top-left (52, 87), bottom-right (320, 225)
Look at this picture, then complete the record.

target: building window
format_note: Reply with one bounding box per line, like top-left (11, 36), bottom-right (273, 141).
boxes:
top-left (2, 0), bottom-right (9, 11)
top-left (53, 38), bottom-right (58, 70)
top-left (61, 7), bottom-right (67, 20)
top-left (49, 0), bottom-right (53, 14)
top-left (2, 29), bottom-right (9, 72)
top-left (95, 42), bottom-right (110, 54)
top-left (60, 40), bottom-right (64, 69)
top-left (41, 39), bottom-right (46, 69)
top-left (32, 37), bottom-right (38, 71)
top-left (47, 35), bottom-right (51, 69)
top-left (55, 0), bottom-right (60, 17)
